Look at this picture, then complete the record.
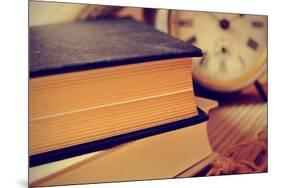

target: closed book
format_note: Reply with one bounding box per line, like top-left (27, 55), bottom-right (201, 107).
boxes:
top-left (29, 18), bottom-right (204, 167)
top-left (30, 97), bottom-right (217, 187)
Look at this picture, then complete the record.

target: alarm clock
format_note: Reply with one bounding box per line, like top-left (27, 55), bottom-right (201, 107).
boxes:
top-left (155, 10), bottom-right (267, 92)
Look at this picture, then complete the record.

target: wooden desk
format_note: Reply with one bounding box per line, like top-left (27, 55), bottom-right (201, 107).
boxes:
top-left (178, 86), bottom-right (267, 177)
top-left (208, 89), bottom-right (267, 154)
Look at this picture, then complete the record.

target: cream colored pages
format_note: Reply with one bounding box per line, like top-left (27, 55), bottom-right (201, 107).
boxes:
top-left (31, 122), bottom-right (212, 186)
top-left (195, 96), bottom-right (219, 113)
top-left (30, 97), bottom-right (218, 186)
top-left (29, 152), bottom-right (99, 183)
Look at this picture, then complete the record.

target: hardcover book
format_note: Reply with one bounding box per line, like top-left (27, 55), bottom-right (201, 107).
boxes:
top-left (29, 18), bottom-right (207, 166)
top-left (28, 1), bottom-right (268, 187)
top-left (29, 97), bottom-right (217, 186)
top-left (29, 11), bottom-right (216, 187)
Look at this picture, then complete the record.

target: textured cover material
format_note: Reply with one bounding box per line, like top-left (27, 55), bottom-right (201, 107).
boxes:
top-left (29, 18), bottom-right (204, 167)
top-left (29, 18), bottom-right (202, 77)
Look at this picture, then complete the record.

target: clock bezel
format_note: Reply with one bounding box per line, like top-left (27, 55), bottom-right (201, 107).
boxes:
top-left (155, 9), bottom-right (267, 92)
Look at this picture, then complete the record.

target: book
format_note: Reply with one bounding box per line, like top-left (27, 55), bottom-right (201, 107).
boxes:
top-left (29, 18), bottom-right (204, 167)
top-left (29, 97), bottom-right (218, 186)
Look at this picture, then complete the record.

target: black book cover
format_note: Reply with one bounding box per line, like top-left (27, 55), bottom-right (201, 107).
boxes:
top-left (29, 18), bottom-right (202, 78)
top-left (29, 18), bottom-right (205, 167)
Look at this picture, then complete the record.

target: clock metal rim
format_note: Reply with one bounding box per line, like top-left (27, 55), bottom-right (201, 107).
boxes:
top-left (192, 51), bottom-right (267, 92)
top-left (155, 9), bottom-right (267, 92)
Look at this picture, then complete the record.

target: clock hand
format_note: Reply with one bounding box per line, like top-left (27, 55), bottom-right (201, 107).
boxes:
top-left (219, 60), bottom-right (227, 72)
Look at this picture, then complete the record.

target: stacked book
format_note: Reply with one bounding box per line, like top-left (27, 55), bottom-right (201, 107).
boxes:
top-left (29, 18), bottom-right (215, 186)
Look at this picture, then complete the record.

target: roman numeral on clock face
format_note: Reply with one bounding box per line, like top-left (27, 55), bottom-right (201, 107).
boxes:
top-left (247, 38), bottom-right (259, 51)
top-left (199, 52), bottom-right (208, 66)
top-left (252, 21), bottom-right (264, 28)
top-left (175, 19), bottom-right (193, 27)
top-left (186, 36), bottom-right (197, 44)
top-left (219, 60), bottom-right (226, 72)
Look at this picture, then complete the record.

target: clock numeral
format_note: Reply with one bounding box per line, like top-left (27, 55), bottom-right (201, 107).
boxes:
top-left (175, 19), bottom-right (193, 27)
top-left (252, 21), bottom-right (264, 28)
top-left (199, 52), bottom-right (208, 66)
top-left (186, 36), bottom-right (197, 44)
top-left (247, 38), bottom-right (259, 51)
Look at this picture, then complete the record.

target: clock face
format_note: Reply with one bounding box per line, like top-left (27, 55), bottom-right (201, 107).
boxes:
top-left (167, 10), bottom-right (268, 92)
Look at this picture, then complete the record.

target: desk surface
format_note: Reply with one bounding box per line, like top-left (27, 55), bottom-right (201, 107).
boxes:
top-left (207, 87), bottom-right (267, 154)
top-left (178, 85), bottom-right (268, 177)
